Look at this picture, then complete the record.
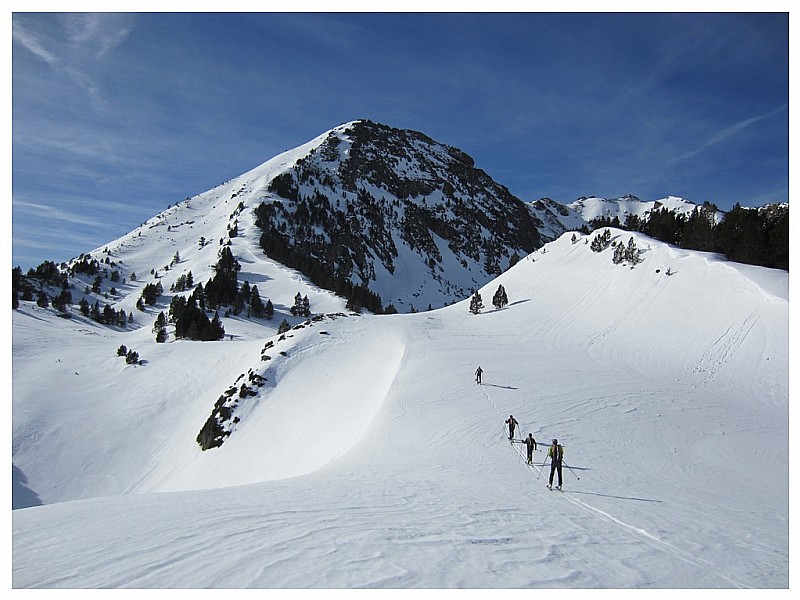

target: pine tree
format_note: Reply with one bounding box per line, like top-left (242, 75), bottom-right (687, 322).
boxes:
top-left (234, 280), bottom-right (249, 316)
top-left (492, 284), bottom-right (508, 309)
top-left (291, 292), bottom-right (311, 317)
top-left (141, 283), bottom-right (160, 305)
top-left (590, 229), bottom-right (613, 252)
top-left (624, 237), bottom-right (642, 266)
top-left (153, 311), bottom-right (168, 343)
top-left (469, 291), bottom-right (484, 315)
top-left (102, 304), bottom-right (116, 324)
top-left (682, 203), bottom-right (717, 252)
top-left (612, 242), bottom-right (625, 264)
top-left (250, 286), bottom-right (265, 318)
top-left (53, 289), bottom-right (72, 312)
top-left (291, 292), bottom-right (302, 316)
top-left (278, 318), bottom-right (291, 334)
top-left (205, 247), bottom-right (241, 309)
top-left (207, 312), bottom-right (225, 341)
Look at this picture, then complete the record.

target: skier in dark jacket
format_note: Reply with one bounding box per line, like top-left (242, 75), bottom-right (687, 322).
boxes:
top-left (505, 415), bottom-right (518, 440)
top-left (475, 366), bottom-right (483, 384)
top-left (547, 438), bottom-right (564, 489)
top-left (522, 433), bottom-right (537, 464)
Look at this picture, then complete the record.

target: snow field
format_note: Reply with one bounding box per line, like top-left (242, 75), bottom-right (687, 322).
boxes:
top-left (12, 230), bottom-right (788, 588)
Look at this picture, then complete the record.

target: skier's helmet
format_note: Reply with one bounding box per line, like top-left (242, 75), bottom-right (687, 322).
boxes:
top-left (552, 438), bottom-right (558, 444)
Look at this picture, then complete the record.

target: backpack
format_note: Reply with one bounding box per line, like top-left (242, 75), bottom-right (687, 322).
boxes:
top-left (551, 444), bottom-right (563, 461)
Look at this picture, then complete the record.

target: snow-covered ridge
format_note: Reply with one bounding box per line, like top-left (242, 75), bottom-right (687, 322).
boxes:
top-left (565, 194), bottom-right (726, 224)
top-left (525, 194), bottom-right (730, 243)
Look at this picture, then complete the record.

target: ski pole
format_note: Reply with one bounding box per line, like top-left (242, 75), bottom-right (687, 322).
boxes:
top-left (563, 461), bottom-right (580, 480)
top-left (536, 456), bottom-right (549, 480)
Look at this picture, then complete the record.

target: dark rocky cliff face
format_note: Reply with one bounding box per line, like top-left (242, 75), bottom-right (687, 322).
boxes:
top-left (254, 120), bottom-right (544, 312)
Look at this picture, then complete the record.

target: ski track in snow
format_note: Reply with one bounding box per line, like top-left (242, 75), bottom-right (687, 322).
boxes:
top-left (585, 271), bottom-right (667, 350)
top-left (479, 385), bottom-right (750, 589)
top-left (690, 307), bottom-right (760, 384)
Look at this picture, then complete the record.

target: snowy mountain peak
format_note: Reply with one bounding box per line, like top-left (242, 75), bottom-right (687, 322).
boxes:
top-left (71, 120), bottom-right (546, 316)
top-left (247, 119), bottom-right (546, 311)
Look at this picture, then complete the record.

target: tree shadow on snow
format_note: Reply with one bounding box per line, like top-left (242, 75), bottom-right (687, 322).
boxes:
top-left (505, 298), bottom-right (531, 308)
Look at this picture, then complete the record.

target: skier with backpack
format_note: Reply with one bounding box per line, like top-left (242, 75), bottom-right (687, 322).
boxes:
top-left (475, 366), bottom-right (483, 385)
top-left (513, 433), bottom-right (537, 464)
top-left (547, 438), bottom-right (564, 489)
top-left (505, 415), bottom-right (519, 440)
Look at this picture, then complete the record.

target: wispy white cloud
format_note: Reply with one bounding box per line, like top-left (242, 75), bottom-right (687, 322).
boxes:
top-left (59, 13), bottom-right (133, 58)
top-left (669, 105), bottom-right (787, 165)
top-left (12, 21), bottom-right (59, 66)
top-left (13, 14), bottom-right (135, 109)
top-left (14, 198), bottom-right (109, 229)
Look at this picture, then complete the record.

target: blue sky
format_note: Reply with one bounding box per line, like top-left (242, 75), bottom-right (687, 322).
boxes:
top-left (11, 11), bottom-right (789, 270)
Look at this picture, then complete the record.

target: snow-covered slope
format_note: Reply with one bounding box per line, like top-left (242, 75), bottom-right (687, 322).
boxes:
top-left (12, 230), bottom-right (788, 588)
top-left (71, 124), bottom-right (350, 321)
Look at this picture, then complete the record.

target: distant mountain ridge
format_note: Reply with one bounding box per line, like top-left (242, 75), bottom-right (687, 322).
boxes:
top-left (527, 194), bottom-right (726, 239)
top-left (567, 194), bottom-right (722, 223)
